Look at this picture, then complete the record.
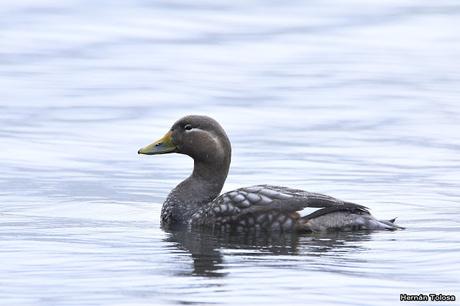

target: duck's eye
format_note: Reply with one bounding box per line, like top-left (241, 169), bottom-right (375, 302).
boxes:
top-left (184, 124), bottom-right (193, 131)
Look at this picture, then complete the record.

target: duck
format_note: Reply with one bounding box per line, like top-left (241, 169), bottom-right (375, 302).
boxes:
top-left (138, 115), bottom-right (403, 233)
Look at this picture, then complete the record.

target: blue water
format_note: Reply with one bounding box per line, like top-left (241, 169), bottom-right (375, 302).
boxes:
top-left (1, 1), bottom-right (460, 305)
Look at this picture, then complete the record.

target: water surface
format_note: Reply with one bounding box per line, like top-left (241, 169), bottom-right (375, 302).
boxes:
top-left (1, 1), bottom-right (460, 305)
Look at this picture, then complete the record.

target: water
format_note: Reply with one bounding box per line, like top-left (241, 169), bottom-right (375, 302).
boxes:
top-left (1, 0), bottom-right (460, 305)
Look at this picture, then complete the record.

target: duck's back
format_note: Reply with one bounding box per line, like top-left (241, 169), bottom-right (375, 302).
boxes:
top-left (189, 185), bottom-right (401, 232)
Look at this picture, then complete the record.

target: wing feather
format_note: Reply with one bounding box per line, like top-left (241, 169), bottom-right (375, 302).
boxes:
top-left (190, 184), bottom-right (368, 227)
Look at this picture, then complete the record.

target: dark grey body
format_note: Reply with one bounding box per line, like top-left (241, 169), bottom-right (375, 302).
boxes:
top-left (140, 115), bottom-right (403, 233)
top-left (164, 184), bottom-right (401, 232)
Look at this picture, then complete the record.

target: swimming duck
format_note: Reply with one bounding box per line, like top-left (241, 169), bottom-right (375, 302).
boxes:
top-left (138, 115), bottom-right (402, 232)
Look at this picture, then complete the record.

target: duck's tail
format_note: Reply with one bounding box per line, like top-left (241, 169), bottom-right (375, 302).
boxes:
top-left (300, 209), bottom-right (405, 232)
top-left (376, 217), bottom-right (405, 230)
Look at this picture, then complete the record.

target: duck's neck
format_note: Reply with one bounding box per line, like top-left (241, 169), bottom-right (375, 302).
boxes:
top-left (162, 155), bottom-right (231, 225)
top-left (190, 158), bottom-right (229, 197)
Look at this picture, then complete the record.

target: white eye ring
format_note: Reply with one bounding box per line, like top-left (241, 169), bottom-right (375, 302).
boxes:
top-left (184, 124), bottom-right (193, 131)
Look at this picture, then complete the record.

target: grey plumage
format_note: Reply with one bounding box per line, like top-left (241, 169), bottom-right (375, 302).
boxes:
top-left (138, 115), bottom-right (404, 232)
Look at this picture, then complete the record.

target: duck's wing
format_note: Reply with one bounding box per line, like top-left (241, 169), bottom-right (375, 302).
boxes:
top-left (231, 184), bottom-right (368, 215)
top-left (190, 184), bottom-right (369, 230)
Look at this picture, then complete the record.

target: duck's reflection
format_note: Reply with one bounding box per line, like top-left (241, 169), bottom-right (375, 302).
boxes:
top-left (164, 226), bottom-right (372, 277)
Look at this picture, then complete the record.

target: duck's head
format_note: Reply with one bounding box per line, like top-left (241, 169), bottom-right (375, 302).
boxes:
top-left (138, 115), bottom-right (231, 166)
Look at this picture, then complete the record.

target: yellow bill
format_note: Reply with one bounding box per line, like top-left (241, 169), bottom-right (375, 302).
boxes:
top-left (138, 131), bottom-right (177, 155)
